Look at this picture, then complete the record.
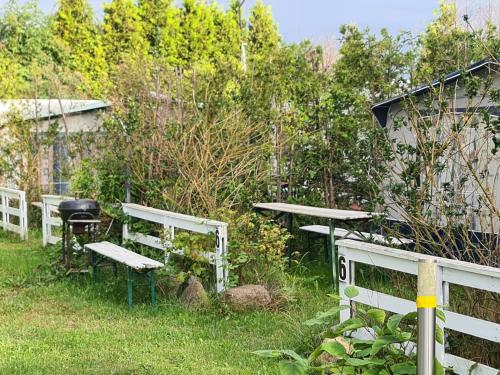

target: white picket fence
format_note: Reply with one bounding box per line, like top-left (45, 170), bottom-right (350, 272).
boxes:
top-left (122, 203), bottom-right (229, 292)
top-left (41, 195), bottom-right (74, 246)
top-left (337, 239), bottom-right (500, 375)
top-left (0, 187), bottom-right (28, 240)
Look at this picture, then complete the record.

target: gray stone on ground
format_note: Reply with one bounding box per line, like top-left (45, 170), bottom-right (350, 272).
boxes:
top-left (180, 276), bottom-right (209, 309)
top-left (223, 284), bottom-right (271, 311)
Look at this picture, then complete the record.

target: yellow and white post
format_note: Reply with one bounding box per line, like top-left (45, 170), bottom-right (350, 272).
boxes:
top-left (417, 258), bottom-right (437, 375)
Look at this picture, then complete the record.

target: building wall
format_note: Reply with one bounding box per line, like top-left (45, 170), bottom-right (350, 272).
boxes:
top-left (38, 111), bottom-right (104, 194)
top-left (0, 109), bottom-right (105, 194)
top-left (383, 71), bottom-right (499, 233)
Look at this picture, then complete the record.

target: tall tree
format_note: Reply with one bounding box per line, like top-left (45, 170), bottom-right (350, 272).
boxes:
top-left (138, 0), bottom-right (180, 60)
top-left (247, 0), bottom-right (280, 59)
top-left (415, 1), bottom-right (481, 82)
top-left (0, 1), bottom-right (53, 74)
top-left (177, 0), bottom-right (219, 69)
top-left (102, 0), bottom-right (148, 66)
top-left (52, 0), bottom-right (107, 96)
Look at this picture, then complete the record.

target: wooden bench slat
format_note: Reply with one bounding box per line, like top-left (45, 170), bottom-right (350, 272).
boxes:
top-left (299, 225), bottom-right (413, 245)
top-left (85, 241), bottom-right (164, 270)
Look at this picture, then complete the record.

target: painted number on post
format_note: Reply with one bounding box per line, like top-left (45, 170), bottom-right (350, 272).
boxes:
top-left (339, 256), bottom-right (347, 281)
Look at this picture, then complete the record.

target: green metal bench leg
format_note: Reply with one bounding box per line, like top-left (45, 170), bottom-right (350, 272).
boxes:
top-left (90, 251), bottom-right (98, 283)
top-left (324, 236), bottom-right (329, 263)
top-left (149, 271), bottom-right (157, 305)
top-left (112, 262), bottom-right (117, 277)
top-left (127, 267), bottom-right (133, 309)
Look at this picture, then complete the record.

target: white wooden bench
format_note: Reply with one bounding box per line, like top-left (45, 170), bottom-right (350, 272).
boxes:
top-left (122, 203), bottom-right (229, 293)
top-left (300, 225), bottom-right (413, 246)
top-left (84, 241), bottom-right (164, 308)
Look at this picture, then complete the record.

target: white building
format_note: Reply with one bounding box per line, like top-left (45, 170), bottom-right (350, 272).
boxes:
top-left (372, 59), bottom-right (499, 234)
top-left (0, 99), bottom-right (110, 193)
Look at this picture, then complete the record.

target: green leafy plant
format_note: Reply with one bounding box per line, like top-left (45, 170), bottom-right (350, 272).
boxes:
top-left (254, 288), bottom-right (446, 375)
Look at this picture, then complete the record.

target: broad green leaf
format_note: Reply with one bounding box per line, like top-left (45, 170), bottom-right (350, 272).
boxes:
top-left (350, 338), bottom-right (375, 346)
top-left (434, 358), bottom-right (445, 375)
top-left (344, 286), bottom-right (359, 298)
top-left (253, 350), bottom-right (283, 358)
top-left (304, 305), bottom-right (350, 326)
top-left (387, 314), bottom-right (404, 333)
top-left (278, 360), bottom-right (308, 375)
top-left (354, 347), bottom-right (372, 358)
top-left (366, 309), bottom-right (386, 325)
top-left (435, 326), bottom-right (444, 345)
top-left (436, 309), bottom-right (446, 323)
top-left (398, 331), bottom-right (412, 341)
top-left (253, 349), bottom-right (304, 362)
top-left (346, 358), bottom-right (386, 366)
top-left (308, 341), bottom-right (345, 362)
top-left (370, 335), bottom-right (401, 356)
top-left (403, 312), bottom-right (418, 321)
top-left (335, 317), bottom-right (366, 334)
top-left (390, 362), bottom-right (417, 375)
top-left (321, 341), bottom-right (347, 358)
top-left (468, 362), bottom-right (479, 375)
top-left (387, 312), bottom-right (417, 333)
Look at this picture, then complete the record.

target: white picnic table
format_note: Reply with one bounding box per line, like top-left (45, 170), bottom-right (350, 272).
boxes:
top-left (253, 202), bottom-right (381, 291)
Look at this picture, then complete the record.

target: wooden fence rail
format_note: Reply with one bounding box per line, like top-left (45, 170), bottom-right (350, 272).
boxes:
top-left (122, 203), bottom-right (229, 292)
top-left (41, 195), bottom-right (74, 246)
top-left (0, 187), bottom-right (28, 240)
top-left (337, 239), bottom-right (500, 375)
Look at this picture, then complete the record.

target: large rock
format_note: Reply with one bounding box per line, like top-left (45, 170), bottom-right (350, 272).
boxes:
top-left (180, 276), bottom-right (209, 309)
top-left (317, 336), bottom-right (353, 365)
top-left (223, 285), bottom-right (271, 311)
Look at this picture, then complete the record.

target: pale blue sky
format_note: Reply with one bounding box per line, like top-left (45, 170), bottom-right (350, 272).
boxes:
top-left (4, 0), bottom-right (497, 42)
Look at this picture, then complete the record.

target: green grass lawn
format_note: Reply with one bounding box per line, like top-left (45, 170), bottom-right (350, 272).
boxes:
top-left (0, 230), bottom-right (333, 375)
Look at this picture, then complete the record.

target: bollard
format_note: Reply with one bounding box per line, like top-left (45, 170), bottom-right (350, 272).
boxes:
top-left (417, 258), bottom-right (437, 375)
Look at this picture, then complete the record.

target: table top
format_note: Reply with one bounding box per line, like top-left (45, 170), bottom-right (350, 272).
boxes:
top-left (253, 202), bottom-right (379, 221)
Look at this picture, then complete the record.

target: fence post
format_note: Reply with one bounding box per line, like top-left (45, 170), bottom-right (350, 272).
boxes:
top-left (338, 244), bottom-right (353, 323)
top-left (417, 258), bottom-right (437, 375)
top-left (435, 265), bottom-right (446, 365)
top-left (19, 190), bottom-right (28, 240)
top-left (1, 192), bottom-right (6, 231)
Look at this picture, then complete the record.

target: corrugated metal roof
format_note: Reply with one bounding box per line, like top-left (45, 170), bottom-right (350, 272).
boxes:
top-left (0, 99), bottom-right (110, 122)
top-left (371, 58), bottom-right (497, 127)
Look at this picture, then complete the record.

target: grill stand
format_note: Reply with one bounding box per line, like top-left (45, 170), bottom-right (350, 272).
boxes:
top-left (61, 218), bottom-right (101, 274)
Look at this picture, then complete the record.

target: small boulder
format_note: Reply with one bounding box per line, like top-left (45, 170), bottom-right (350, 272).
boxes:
top-left (223, 284), bottom-right (271, 311)
top-left (317, 336), bottom-right (353, 365)
top-left (180, 276), bottom-right (209, 309)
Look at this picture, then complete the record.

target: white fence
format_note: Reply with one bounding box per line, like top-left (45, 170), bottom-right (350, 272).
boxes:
top-left (122, 203), bottom-right (229, 292)
top-left (337, 239), bottom-right (499, 375)
top-left (0, 187), bottom-right (28, 239)
top-left (41, 195), bottom-right (74, 246)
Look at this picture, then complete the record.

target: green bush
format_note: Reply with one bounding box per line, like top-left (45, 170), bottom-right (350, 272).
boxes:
top-left (255, 287), bottom-right (446, 375)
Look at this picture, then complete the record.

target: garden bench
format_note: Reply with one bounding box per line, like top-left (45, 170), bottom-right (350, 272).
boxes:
top-left (84, 241), bottom-right (164, 308)
top-left (299, 225), bottom-right (413, 246)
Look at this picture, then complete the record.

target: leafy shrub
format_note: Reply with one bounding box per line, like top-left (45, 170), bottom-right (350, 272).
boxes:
top-left (216, 210), bottom-right (291, 287)
top-left (155, 209), bottom-right (290, 292)
top-left (255, 288), bottom-right (446, 375)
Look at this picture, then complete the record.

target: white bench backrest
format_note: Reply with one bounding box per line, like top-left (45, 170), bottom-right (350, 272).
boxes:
top-left (122, 203), bottom-right (228, 292)
top-left (337, 239), bottom-right (500, 375)
top-left (0, 187), bottom-right (28, 240)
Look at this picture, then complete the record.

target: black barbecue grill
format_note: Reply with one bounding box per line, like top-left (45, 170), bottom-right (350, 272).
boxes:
top-left (58, 199), bottom-right (101, 271)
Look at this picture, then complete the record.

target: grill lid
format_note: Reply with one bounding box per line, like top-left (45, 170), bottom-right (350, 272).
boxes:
top-left (58, 199), bottom-right (100, 221)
